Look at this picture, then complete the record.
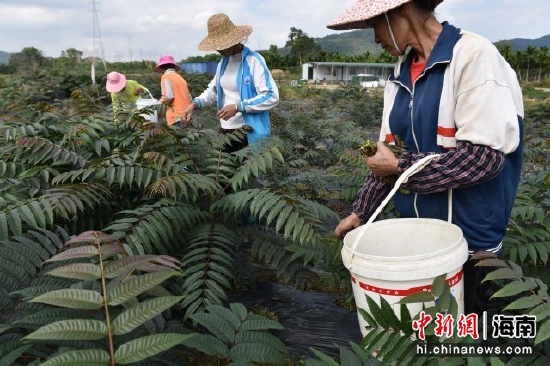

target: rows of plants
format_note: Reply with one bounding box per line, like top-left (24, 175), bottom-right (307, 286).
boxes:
top-left (0, 70), bottom-right (549, 365)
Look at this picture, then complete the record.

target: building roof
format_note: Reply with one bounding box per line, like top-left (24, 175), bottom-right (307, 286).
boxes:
top-left (306, 62), bottom-right (395, 67)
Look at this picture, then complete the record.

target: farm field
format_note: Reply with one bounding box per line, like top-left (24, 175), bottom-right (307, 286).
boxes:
top-left (0, 69), bottom-right (549, 365)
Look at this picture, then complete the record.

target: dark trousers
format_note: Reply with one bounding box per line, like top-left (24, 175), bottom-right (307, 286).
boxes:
top-left (219, 128), bottom-right (248, 154)
top-left (463, 257), bottom-right (502, 316)
top-left (219, 128), bottom-right (248, 194)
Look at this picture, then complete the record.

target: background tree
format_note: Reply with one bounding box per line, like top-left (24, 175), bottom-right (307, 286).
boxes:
top-left (515, 49), bottom-right (526, 81)
top-left (524, 45), bottom-right (537, 82)
top-left (258, 44), bottom-right (287, 68)
top-left (60, 47), bottom-right (83, 62)
top-left (373, 50), bottom-right (398, 63)
top-left (0, 63), bottom-right (14, 74)
top-left (56, 48), bottom-right (84, 69)
top-left (8, 46), bottom-right (45, 73)
top-left (285, 27), bottom-right (321, 65)
top-left (184, 53), bottom-right (222, 63)
top-left (535, 46), bottom-right (549, 81)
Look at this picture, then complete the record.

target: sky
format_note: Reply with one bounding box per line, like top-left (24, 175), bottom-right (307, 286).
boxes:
top-left (0, 0), bottom-right (548, 62)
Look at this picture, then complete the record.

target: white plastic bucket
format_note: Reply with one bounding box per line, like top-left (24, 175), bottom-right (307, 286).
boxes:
top-left (136, 90), bottom-right (160, 122)
top-left (342, 155), bottom-right (469, 336)
top-left (343, 218), bottom-right (468, 336)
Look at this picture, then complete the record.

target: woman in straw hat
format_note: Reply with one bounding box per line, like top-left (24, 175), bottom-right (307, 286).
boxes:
top-left (154, 55), bottom-right (193, 127)
top-left (105, 71), bottom-right (147, 121)
top-left (183, 13), bottom-right (279, 152)
top-left (329, 0), bottom-right (523, 315)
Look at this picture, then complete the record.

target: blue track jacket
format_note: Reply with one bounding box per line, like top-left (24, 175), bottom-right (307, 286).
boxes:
top-left (194, 46), bottom-right (279, 145)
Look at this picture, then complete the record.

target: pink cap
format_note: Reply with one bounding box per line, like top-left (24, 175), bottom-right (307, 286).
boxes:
top-left (105, 71), bottom-right (127, 93)
top-left (154, 55), bottom-right (182, 72)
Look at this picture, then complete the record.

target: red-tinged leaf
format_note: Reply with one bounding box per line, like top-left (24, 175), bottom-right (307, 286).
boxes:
top-left (64, 231), bottom-right (116, 247)
top-left (100, 243), bottom-right (128, 257)
top-left (47, 263), bottom-right (101, 280)
top-left (45, 246), bottom-right (99, 262)
top-left (151, 255), bottom-right (182, 268)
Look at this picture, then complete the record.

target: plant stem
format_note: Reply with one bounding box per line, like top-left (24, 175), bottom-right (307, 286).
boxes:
top-left (96, 234), bottom-right (116, 366)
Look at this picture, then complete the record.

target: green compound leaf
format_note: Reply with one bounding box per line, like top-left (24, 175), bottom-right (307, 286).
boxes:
top-left (24, 319), bottom-right (107, 340)
top-left (111, 296), bottom-right (184, 335)
top-left (30, 289), bottom-right (103, 310)
top-left (40, 349), bottom-right (110, 366)
top-left (114, 333), bottom-right (193, 364)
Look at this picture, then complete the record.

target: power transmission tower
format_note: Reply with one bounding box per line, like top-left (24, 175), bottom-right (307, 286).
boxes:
top-left (90, 0), bottom-right (106, 84)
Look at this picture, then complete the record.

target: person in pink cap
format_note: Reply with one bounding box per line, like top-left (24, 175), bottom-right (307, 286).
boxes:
top-left (154, 55), bottom-right (192, 127)
top-left (329, 0), bottom-right (523, 316)
top-left (105, 71), bottom-right (147, 121)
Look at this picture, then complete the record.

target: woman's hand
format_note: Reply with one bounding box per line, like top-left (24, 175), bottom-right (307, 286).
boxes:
top-left (183, 103), bottom-right (195, 122)
top-left (216, 103), bottom-right (239, 120)
top-left (366, 142), bottom-right (399, 177)
top-left (335, 212), bottom-right (363, 238)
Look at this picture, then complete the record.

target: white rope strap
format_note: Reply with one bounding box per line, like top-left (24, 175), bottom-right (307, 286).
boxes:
top-left (345, 154), bottom-right (443, 268)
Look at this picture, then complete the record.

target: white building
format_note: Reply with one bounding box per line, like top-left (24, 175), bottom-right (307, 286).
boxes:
top-left (302, 62), bottom-right (395, 84)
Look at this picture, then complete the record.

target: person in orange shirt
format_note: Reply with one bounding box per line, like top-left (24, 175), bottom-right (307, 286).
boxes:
top-left (154, 55), bottom-right (192, 127)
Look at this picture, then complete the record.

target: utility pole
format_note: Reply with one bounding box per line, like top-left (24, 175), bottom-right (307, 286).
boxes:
top-left (91, 0), bottom-right (107, 84)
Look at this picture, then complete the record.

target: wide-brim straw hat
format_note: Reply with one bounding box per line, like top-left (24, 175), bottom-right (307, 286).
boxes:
top-left (327, 0), bottom-right (444, 30)
top-left (198, 13), bottom-right (253, 51)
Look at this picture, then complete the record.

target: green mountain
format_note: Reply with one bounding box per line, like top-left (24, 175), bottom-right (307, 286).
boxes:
top-left (315, 29), bottom-right (382, 56)
top-left (277, 29), bottom-right (381, 57)
top-left (494, 34), bottom-right (550, 51)
top-left (0, 51), bottom-right (11, 65)
top-left (314, 30), bottom-right (550, 56)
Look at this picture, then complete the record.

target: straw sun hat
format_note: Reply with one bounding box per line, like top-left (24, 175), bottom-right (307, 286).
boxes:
top-left (198, 13), bottom-right (253, 51)
top-left (327, 0), bottom-right (444, 30)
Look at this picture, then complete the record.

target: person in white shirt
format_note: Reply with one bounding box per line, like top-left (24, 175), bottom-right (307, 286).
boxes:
top-left (183, 13), bottom-right (279, 153)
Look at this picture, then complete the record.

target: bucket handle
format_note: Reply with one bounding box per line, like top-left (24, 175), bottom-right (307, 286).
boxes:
top-left (139, 89), bottom-right (156, 100)
top-left (345, 153), bottom-right (443, 269)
